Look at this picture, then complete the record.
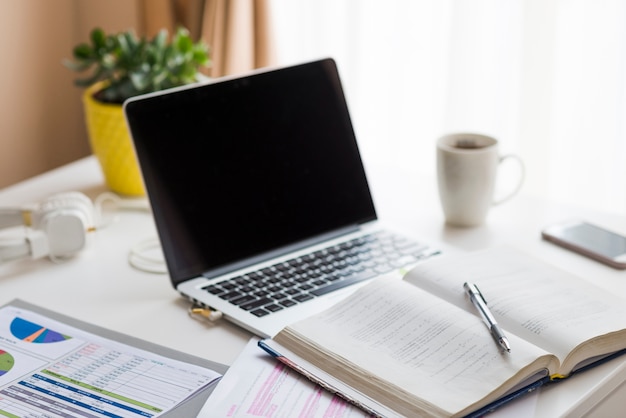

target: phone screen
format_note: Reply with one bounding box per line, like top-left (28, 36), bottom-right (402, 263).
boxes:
top-left (560, 222), bottom-right (626, 258)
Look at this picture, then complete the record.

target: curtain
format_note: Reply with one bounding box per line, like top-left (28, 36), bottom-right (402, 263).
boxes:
top-left (140, 0), bottom-right (275, 77)
top-left (268, 0), bottom-right (626, 216)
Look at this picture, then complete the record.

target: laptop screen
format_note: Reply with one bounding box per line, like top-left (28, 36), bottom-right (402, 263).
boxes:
top-left (124, 58), bottom-right (377, 284)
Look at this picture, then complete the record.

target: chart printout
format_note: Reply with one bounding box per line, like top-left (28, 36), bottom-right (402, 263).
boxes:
top-left (0, 305), bottom-right (222, 418)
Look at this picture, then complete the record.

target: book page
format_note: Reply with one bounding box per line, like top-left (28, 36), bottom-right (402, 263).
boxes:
top-left (277, 278), bottom-right (554, 416)
top-left (404, 247), bottom-right (626, 372)
top-left (0, 305), bottom-right (221, 417)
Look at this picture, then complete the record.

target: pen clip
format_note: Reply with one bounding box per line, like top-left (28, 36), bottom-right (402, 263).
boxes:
top-left (464, 282), bottom-right (487, 304)
top-left (473, 284), bottom-right (487, 304)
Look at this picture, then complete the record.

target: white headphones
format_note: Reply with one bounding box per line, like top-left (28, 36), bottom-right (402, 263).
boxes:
top-left (0, 192), bottom-right (95, 264)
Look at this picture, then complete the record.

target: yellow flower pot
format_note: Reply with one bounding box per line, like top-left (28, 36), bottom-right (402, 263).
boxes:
top-left (82, 83), bottom-right (145, 196)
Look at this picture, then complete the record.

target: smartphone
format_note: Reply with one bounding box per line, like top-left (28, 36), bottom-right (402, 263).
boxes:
top-left (542, 221), bottom-right (626, 269)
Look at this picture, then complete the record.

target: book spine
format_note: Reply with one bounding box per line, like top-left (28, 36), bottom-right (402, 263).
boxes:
top-left (463, 378), bottom-right (548, 418)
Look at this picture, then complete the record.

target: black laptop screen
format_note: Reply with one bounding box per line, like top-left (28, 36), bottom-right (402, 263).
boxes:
top-left (124, 58), bottom-right (377, 284)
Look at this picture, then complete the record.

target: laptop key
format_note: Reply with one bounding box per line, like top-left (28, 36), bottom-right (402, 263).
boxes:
top-left (311, 270), bottom-right (377, 296)
top-left (293, 294), bottom-right (314, 303)
top-left (265, 304), bottom-right (283, 312)
top-left (293, 275), bottom-right (309, 283)
top-left (273, 264), bottom-right (289, 272)
top-left (240, 297), bottom-right (273, 311)
top-left (233, 276), bottom-right (251, 285)
top-left (250, 308), bottom-right (270, 317)
top-left (203, 285), bottom-right (225, 295)
top-left (279, 299), bottom-right (297, 308)
top-left (221, 282), bottom-right (239, 291)
top-left (221, 290), bottom-right (243, 301)
top-left (253, 290), bottom-right (269, 297)
top-left (230, 295), bottom-right (257, 306)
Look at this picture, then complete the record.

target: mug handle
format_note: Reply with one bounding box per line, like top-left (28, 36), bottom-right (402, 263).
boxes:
top-left (493, 154), bottom-right (525, 206)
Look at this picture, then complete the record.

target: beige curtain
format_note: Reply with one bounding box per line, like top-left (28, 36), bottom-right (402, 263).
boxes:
top-left (140, 0), bottom-right (275, 77)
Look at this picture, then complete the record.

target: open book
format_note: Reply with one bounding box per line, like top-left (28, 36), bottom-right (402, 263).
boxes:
top-left (259, 247), bottom-right (626, 417)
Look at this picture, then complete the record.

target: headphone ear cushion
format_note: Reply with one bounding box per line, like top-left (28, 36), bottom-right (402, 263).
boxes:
top-left (31, 192), bottom-right (94, 260)
top-left (37, 192), bottom-right (95, 227)
top-left (43, 211), bottom-right (87, 258)
top-left (0, 192), bottom-right (95, 263)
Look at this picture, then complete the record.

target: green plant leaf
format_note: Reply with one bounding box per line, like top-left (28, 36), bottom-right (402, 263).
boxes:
top-left (192, 44), bottom-right (209, 65)
top-left (117, 33), bottom-right (130, 56)
top-left (73, 65), bottom-right (107, 87)
top-left (130, 72), bottom-right (149, 91)
top-left (65, 26), bottom-right (210, 103)
top-left (176, 35), bottom-right (193, 53)
top-left (73, 43), bottom-right (93, 60)
top-left (90, 28), bottom-right (106, 50)
top-left (153, 30), bottom-right (167, 49)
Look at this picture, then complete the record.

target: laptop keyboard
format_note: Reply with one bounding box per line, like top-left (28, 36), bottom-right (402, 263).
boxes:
top-left (201, 231), bottom-right (438, 318)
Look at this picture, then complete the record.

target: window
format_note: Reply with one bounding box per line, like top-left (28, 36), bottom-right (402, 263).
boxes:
top-left (270, 0), bottom-right (626, 215)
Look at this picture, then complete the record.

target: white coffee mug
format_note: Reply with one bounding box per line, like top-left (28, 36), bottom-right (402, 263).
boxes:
top-left (436, 133), bottom-right (524, 227)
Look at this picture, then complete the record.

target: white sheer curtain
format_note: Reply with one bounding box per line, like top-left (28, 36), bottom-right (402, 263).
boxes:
top-left (268, 0), bottom-right (626, 215)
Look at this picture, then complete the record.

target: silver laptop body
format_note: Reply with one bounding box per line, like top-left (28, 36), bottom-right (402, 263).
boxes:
top-left (124, 58), bottom-right (437, 337)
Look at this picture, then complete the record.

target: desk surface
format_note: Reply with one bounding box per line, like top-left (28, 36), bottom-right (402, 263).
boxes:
top-left (1, 156), bottom-right (625, 417)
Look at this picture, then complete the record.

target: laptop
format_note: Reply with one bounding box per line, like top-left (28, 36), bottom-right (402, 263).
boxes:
top-left (124, 58), bottom-right (439, 338)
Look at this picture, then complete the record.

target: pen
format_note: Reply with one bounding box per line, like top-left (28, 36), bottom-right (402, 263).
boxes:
top-left (463, 282), bottom-right (511, 353)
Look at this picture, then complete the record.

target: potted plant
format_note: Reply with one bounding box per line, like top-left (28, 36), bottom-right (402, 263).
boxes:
top-left (65, 27), bottom-right (210, 195)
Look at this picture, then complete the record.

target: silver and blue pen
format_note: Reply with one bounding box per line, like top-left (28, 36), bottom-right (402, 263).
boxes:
top-left (464, 282), bottom-right (511, 353)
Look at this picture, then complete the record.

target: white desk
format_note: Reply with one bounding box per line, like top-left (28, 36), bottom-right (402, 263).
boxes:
top-left (1, 156), bottom-right (625, 417)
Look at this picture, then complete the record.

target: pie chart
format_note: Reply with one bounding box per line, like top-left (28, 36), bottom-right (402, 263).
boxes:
top-left (0, 350), bottom-right (14, 376)
top-left (10, 317), bottom-right (71, 343)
